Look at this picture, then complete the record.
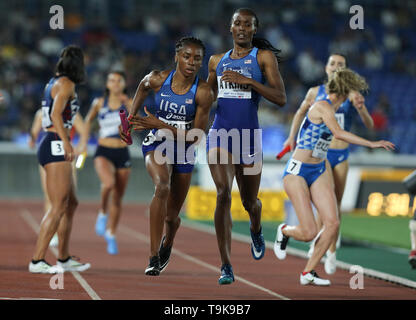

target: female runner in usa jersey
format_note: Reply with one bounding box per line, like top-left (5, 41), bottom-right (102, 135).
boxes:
top-left (206, 8), bottom-right (286, 284)
top-left (122, 37), bottom-right (214, 276)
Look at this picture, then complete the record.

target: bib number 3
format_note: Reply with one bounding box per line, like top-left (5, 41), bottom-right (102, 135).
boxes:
top-left (51, 141), bottom-right (65, 156)
top-left (286, 159), bottom-right (301, 175)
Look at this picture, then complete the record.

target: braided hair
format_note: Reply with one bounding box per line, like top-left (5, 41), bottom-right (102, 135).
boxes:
top-left (233, 8), bottom-right (283, 63)
top-left (175, 36), bottom-right (206, 57)
top-left (55, 45), bottom-right (85, 84)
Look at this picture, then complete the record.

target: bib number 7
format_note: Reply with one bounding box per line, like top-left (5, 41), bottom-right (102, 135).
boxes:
top-left (286, 159), bottom-right (301, 175)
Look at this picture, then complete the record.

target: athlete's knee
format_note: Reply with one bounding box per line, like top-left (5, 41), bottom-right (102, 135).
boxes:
top-left (166, 215), bottom-right (181, 226)
top-left (242, 197), bottom-right (261, 213)
top-left (324, 218), bottom-right (340, 235)
top-left (101, 180), bottom-right (115, 193)
top-left (216, 186), bottom-right (232, 207)
top-left (299, 224), bottom-right (318, 242)
top-left (154, 181), bottom-right (170, 199)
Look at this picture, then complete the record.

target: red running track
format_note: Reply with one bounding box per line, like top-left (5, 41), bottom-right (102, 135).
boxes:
top-left (0, 199), bottom-right (415, 300)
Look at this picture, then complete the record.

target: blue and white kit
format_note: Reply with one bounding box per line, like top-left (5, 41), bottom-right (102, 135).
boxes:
top-left (283, 96), bottom-right (334, 186)
top-left (315, 84), bottom-right (355, 168)
top-left (94, 97), bottom-right (131, 168)
top-left (207, 47), bottom-right (264, 165)
top-left (142, 70), bottom-right (199, 174)
top-left (37, 76), bottom-right (80, 167)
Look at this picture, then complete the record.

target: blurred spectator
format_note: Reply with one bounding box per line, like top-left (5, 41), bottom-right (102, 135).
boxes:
top-left (370, 94), bottom-right (390, 140)
top-left (296, 48), bottom-right (324, 85)
top-left (0, 0), bottom-right (415, 155)
top-left (364, 46), bottom-right (384, 70)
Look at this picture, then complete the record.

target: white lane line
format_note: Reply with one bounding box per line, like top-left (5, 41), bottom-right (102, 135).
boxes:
top-left (182, 219), bottom-right (416, 290)
top-left (118, 224), bottom-right (290, 300)
top-left (20, 209), bottom-right (101, 300)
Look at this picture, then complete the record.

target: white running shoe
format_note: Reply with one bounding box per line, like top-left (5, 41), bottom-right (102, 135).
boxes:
top-left (49, 233), bottom-right (59, 247)
top-left (274, 224), bottom-right (289, 260)
top-left (300, 270), bottom-right (331, 286)
top-left (57, 257), bottom-right (91, 272)
top-left (324, 250), bottom-right (337, 274)
top-left (29, 260), bottom-right (63, 274)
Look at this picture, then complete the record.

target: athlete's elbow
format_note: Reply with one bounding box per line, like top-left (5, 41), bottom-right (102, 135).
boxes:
top-left (273, 94), bottom-right (286, 107)
top-left (332, 130), bottom-right (344, 141)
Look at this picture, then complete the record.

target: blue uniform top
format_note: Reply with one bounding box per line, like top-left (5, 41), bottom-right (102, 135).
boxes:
top-left (153, 70), bottom-right (199, 135)
top-left (212, 47), bottom-right (265, 130)
top-left (97, 97), bottom-right (128, 138)
top-left (315, 84), bottom-right (356, 132)
top-left (41, 76), bottom-right (80, 130)
top-left (296, 96), bottom-right (333, 159)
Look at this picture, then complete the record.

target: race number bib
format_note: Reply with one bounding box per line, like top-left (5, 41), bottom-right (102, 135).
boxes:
top-left (335, 113), bottom-right (344, 129)
top-left (286, 158), bottom-right (301, 175)
top-left (312, 138), bottom-right (330, 159)
top-left (160, 118), bottom-right (193, 130)
top-left (142, 132), bottom-right (156, 146)
top-left (217, 69), bottom-right (252, 99)
top-left (51, 141), bottom-right (64, 156)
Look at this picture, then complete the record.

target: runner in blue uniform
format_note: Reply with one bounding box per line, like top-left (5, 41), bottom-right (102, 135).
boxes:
top-left (283, 54), bottom-right (374, 274)
top-left (29, 45), bottom-right (90, 274)
top-left (84, 71), bottom-right (132, 255)
top-left (206, 8), bottom-right (286, 284)
top-left (29, 109), bottom-right (87, 247)
top-left (274, 68), bottom-right (394, 286)
top-left (122, 37), bottom-right (214, 276)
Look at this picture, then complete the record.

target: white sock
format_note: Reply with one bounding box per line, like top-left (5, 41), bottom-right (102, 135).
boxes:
top-left (327, 249), bottom-right (336, 257)
top-left (105, 230), bottom-right (115, 238)
top-left (98, 211), bottom-right (107, 218)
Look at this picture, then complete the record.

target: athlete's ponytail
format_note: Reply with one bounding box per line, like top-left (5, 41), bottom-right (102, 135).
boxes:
top-left (55, 45), bottom-right (85, 84)
top-left (252, 37), bottom-right (283, 63)
top-left (326, 68), bottom-right (369, 97)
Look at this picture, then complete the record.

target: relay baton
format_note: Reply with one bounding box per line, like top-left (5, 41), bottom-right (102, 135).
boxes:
top-left (119, 109), bottom-right (132, 145)
top-left (75, 152), bottom-right (87, 169)
top-left (276, 144), bottom-right (292, 160)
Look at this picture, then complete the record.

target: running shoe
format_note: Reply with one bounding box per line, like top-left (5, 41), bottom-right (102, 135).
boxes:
top-left (57, 256), bottom-right (91, 272)
top-left (158, 236), bottom-right (172, 272)
top-left (300, 270), bottom-right (331, 286)
top-left (145, 255), bottom-right (160, 276)
top-left (274, 224), bottom-right (289, 260)
top-left (105, 232), bottom-right (119, 255)
top-left (409, 250), bottom-right (416, 269)
top-left (49, 233), bottom-right (59, 247)
top-left (250, 226), bottom-right (265, 260)
top-left (95, 212), bottom-right (108, 236)
top-left (218, 264), bottom-right (234, 285)
top-left (324, 250), bottom-right (337, 274)
top-left (28, 260), bottom-right (63, 274)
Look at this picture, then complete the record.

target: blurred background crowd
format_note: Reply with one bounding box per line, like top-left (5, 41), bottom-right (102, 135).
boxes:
top-left (0, 0), bottom-right (415, 155)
